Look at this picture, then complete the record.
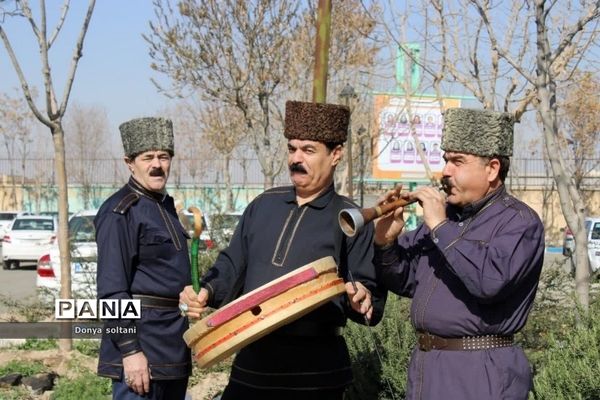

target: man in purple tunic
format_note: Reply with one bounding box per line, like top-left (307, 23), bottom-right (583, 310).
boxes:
top-left (373, 108), bottom-right (545, 400)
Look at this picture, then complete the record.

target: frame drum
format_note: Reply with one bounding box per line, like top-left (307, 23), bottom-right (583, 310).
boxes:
top-left (183, 256), bottom-right (345, 369)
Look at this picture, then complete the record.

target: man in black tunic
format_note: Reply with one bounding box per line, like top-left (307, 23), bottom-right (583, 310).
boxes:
top-left (181, 101), bottom-right (386, 399)
top-left (96, 117), bottom-right (192, 399)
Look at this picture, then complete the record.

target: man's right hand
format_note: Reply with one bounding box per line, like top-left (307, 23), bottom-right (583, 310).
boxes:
top-left (374, 186), bottom-right (406, 246)
top-left (179, 286), bottom-right (210, 319)
top-left (122, 351), bottom-right (150, 395)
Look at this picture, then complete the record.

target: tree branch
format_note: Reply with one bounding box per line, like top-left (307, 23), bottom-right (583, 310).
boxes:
top-left (0, 25), bottom-right (50, 126)
top-left (58, 0), bottom-right (96, 117)
top-left (48, 0), bottom-right (70, 47)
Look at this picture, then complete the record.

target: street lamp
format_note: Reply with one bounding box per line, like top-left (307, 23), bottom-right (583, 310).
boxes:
top-left (339, 83), bottom-right (357, 199)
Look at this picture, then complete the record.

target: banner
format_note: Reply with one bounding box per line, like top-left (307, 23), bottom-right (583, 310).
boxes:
top-left (371, 95), bottom-right (461, 180)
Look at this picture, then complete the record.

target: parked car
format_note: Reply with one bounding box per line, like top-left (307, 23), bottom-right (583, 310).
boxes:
top-left (178, 209), bottom-right (242, 251)
top-left (562, 217), bottom-right (600, 273)
top-left (0, 210), bottom-right (32, 239)
top-left (37, 210), bottom-right (98, 300)
top-left (2, 215), bottom-right (56, 269)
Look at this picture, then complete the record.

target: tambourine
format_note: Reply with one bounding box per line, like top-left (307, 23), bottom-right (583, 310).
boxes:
top-left (183, 256), bottom-right (345, 368)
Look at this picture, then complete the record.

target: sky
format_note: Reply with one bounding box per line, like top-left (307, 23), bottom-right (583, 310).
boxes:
top-left (0, 0), bottom-right (173, 148)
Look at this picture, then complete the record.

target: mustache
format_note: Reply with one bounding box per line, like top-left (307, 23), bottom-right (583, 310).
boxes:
top-left (149, 168), bottom-right (165, 177)
top-left (289, 163), bottom-right (307, 174)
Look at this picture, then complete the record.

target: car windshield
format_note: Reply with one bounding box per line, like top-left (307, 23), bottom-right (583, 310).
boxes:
top-left (13, 219), bottom-right (54, 231)
top-left (69, 216), bottom-right (96, 242)
top-left (591, 222), bottom-right (600, 240)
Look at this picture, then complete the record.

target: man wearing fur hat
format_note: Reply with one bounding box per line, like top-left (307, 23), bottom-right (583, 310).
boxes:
top-left (180, 101), bottom-right (386, 399)
top-left (374, 108), bottom-right (544, 399)
top-left (95, 117), bottom-right (191, 399)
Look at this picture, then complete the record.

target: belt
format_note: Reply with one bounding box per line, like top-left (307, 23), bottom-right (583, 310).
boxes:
top-left (417, 331), bottom-right (514, 351)
top-left (274, 321), bottom-right (343, 337)
top-left (132, 294), bottom-right (179, 309)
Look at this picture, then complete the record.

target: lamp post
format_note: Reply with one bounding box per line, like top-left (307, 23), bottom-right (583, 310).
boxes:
top-left (339, 83), bottom-right (357, 199)
top-left (357, 125), bottom-right (367, 208)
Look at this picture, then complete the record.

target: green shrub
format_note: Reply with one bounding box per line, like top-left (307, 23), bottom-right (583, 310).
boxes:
top-left (74, 339), bottom-right (100, 357)
top-left (0, 385), bottom-right (35, 400)
top-left (196, 249), bottom-right (220, 276)
top-left (51, 371), bottom-right (111, 400)
top-left (17, 338), bottom-right (58, 351)
top-left (0, 295), bottom-right (53, 322)
top-left (346, 294), bottom-right (415, 400)
top-left (0, 360), bottom-right (47, 377)
top-left (530, 301), bottom-right (600, 400)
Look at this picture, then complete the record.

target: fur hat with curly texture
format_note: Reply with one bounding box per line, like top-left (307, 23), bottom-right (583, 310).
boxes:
top-left (441, 108), bottom-right (514, 157)
top-left (284, 101), bottom-right (350, 143)
top-left (119, 117), bottom-right (174, 158)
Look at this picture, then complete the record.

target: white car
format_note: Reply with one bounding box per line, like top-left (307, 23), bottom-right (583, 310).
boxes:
top-left (2, 215), bottom-right (56, 270)
top-left (0, 210), bottom-right (32, 239)
top-left (37, 210), bottom-right (98, 300)
top-left (563, 216), bottom-right (600, 273)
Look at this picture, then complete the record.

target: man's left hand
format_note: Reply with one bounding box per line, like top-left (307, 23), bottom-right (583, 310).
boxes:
top-left (345, 281), bottom-right (373, 320)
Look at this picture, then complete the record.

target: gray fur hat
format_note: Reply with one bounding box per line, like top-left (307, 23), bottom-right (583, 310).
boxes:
top-left (119, 117), bottom-right (174, 157)
top-left (441, 108), bottom-right (514, 157)
top-left (284, 101), bottom-right (350, 143)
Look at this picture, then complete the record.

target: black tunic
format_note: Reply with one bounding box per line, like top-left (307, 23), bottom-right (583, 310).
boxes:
top-left (95, 177), bottom-right (192, 380)
top-left (201, 184), bottom-right (386, 390)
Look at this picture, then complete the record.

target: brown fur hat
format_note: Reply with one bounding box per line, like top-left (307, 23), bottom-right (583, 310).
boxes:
top-left (284, 101), bottom-right (350, 143)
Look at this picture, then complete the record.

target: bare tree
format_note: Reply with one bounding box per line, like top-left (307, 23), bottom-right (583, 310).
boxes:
top-left (146, 0), bottom-right (300, 188)
top-left (145, 0), bottom-right (381, 192)
top-left (195, 103), bottom-right (246, 211)
top-left (65, 103), bottom-right (111, 209)
top-left (0, 91), bottom-right (35, 209)
top-left (0, 0), bottom-right (97, 349)
top-left (558, 72), bottom-right (600, 191)
top-left (164, 101), bottom-right (213, 206)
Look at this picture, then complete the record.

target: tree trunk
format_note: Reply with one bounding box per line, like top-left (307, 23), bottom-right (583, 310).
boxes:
top-left (534, 0), bottom-right (589, 311)
top-left (52, 123), bottom-right (73, 351)
top-left (224, 154), bottom-right (234, 211)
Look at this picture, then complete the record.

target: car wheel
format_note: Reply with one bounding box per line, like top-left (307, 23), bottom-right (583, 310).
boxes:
top-left (8, 261), bottom-right (19, 270)
top-left (2, 261), bottom-right (9, 270)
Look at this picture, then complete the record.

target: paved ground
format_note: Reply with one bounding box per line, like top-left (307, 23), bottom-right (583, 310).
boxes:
top-left (0, 243), bottom-right (38, 313)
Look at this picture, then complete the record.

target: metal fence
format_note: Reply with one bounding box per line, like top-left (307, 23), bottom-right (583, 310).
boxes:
top-left (0, 157), bottom-right (598, 188)
top-left (0, 157), bottom-right (290, 186)
top-left (507, 158), bottom-right (600, 190)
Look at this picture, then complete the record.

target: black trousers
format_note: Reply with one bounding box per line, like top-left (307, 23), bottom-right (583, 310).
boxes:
top-left (220, 381), bottom-right (345, 400)
top-left (112, 376), bottom-right (188, 400)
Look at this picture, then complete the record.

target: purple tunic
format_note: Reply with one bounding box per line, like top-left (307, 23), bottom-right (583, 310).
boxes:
top-left (375, 186), bottom-right (544, 400)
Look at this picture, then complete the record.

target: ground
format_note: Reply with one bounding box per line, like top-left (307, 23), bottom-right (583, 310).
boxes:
top-left (0, 253), bottom-right (596, 399)
top-left (0, 342), bottom-right (229, 400)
